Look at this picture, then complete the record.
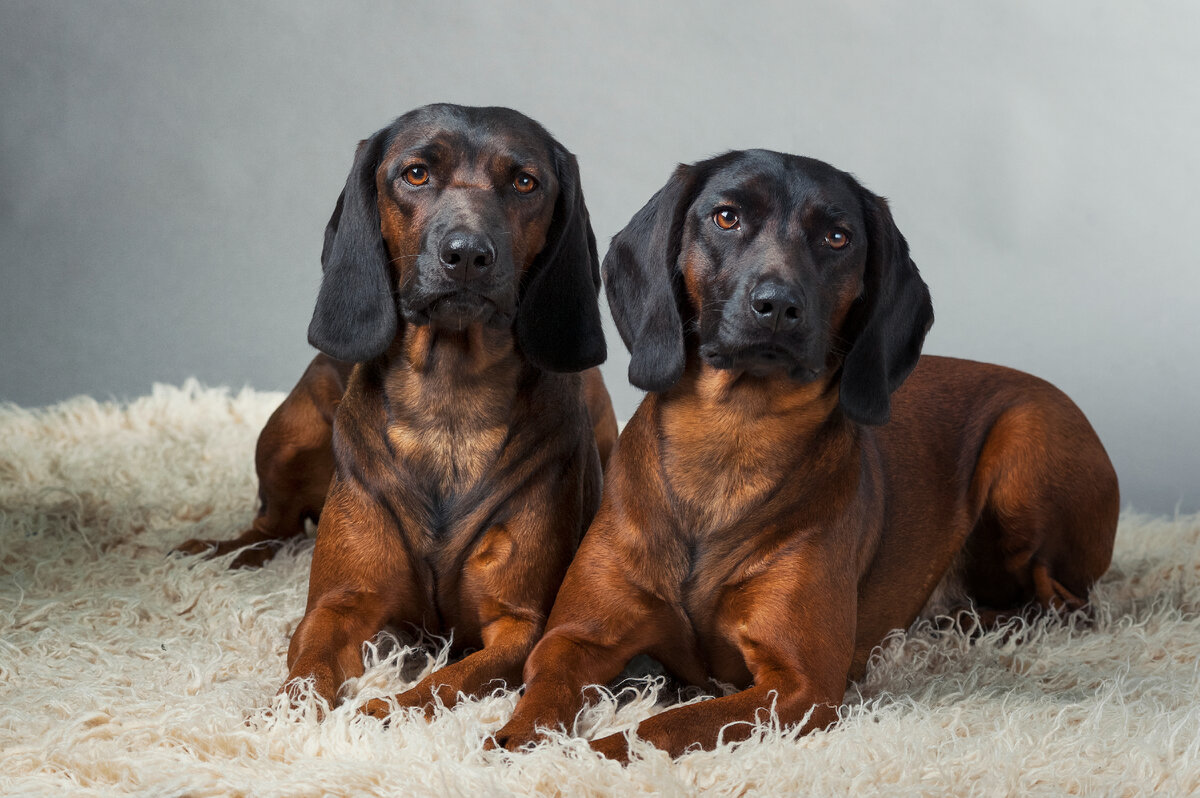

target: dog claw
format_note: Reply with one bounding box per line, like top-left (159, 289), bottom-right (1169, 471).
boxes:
top-left (360, 698), bottom-right (393, 722)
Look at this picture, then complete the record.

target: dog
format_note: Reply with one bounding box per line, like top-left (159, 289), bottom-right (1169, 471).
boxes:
top-left (174, 358), bottom-right (615, 569)
top-left (182, 104), bottom-right (619, 714)
top-left (492, 150), bottom-right (1119, 760)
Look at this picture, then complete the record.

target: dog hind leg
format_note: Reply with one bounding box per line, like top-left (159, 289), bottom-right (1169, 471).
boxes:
top-left (174, 355), bottom-right (349, 568)
top-left (959, 398), bottom-right (1119, 623)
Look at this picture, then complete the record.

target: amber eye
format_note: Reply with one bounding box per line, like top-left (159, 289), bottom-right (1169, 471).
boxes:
top-left (402, 165), bottom-right (430, 186)
top-left (825, 230), bottom-right (850, 249)
top-left (514, 173), bottom-right (539, 194)
top-left (713, 209), bottom-right (740, 230)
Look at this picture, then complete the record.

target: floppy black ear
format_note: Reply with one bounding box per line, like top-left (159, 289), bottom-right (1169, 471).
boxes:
top-left (515, 148), bottom-right (607, 373)
top-left (839, 190), bottom-right (934, 426)
top-left (307, 127), bottom-right (398, 363)
top-left (319, 188), bottom-right (345, 271)
top-left (602, 165), bottom-right (697, 392)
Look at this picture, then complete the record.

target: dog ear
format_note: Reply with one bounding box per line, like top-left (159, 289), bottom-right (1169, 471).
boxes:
top-left (307, 127), bottom-right (398, 363)
top-left (838, 189), bottom-right (934, 426)
top-left (602, 165), bottom-right (698, 392)
top-left (516, 147), bottom-right (607, 373)
top-left (319, 188), bottom-right (345, 271)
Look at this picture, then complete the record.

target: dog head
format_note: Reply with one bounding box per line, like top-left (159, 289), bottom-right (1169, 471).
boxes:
top-left (308, 104), bottom-right (605, 373)
top-left (603, 149), bottom-right (933, 425)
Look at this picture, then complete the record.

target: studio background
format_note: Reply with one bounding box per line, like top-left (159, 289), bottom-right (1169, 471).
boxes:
top-left (1, 1), bottom-right (1196, 513)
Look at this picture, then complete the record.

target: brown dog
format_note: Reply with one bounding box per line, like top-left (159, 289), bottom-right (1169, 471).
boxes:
top-left (175, 108), bottom-right (617, 571)
top-left (185, 104), bottom-right (619, 714)
top-left (174, 358), bottom-right (615, 569)
top-left (493, 150), bottom-right (1119, 760)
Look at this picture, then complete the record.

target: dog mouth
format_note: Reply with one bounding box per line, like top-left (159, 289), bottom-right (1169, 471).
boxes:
top-left (402, 291), bottom-right (510, 330)
top-left (699, 342), bottom-right (821, 381)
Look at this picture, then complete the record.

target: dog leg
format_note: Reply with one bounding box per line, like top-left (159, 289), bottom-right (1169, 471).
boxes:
top-left (283, 587), bottom-right (398, 711)
top-left (589, 677), bottom-right (840, 762)
top-left (363, 511), bottom-right (583, 718)
top-left (175, 355), bottom-right (348, 568)
top-left (964, 401), bottom-right (1119, 617)
top-left (281, 482), bottom-right (417, 709)
top-left (592, 544), bottom-right (856, 761)
top-left (360, 615), bottom-right (541, 719)
top-left (489, 538), bottom-right (675, 751)
top-left (175, 485), bottom-right (317, 569)
top-left (490, 630), bottom-right (644, 751)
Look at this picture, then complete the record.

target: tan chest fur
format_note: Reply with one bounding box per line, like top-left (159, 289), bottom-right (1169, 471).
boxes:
top-left (387, 415), bottom-right (509, 496)
top-left (384, 327), bottom-right (521, 497)
top-left (659, 366), bottom-right (840, 533)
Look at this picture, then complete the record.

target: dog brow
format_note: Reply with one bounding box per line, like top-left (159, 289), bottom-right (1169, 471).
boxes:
top-left (802, 204), bottom-right (852, 227)
top-left (396, 137), bottom-right (457, 167)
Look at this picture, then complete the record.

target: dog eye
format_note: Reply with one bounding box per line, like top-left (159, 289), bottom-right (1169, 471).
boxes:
top-left (713, 209), bottom-right (740, 230)
top-left (514, 173), bottom-right (539, 194)
top-left (402, 165), bottom-right (430, 186)
top-left (825, 230), bottom-right (850, 249)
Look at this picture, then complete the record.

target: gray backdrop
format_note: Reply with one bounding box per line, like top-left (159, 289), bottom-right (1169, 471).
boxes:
top-left (2, 1), bottom-right (1197, 512)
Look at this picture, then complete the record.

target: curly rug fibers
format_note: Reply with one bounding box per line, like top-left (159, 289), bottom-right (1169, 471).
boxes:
top-left (1, 382), bottom-right (1198, 797)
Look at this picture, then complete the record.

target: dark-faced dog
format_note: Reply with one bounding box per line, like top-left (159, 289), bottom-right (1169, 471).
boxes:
top-left (197, 104), bottom-right (620, 715)
top-left (174, 108), bottom-right (618, 572)
top-left (492, 150), bottom-right (1119, 760)
top-left (174, 360), bottom-right (615, 570)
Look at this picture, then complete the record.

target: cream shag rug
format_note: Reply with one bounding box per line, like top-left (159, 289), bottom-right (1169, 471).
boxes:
top-left (1, 382), bottom-right (1198, 798)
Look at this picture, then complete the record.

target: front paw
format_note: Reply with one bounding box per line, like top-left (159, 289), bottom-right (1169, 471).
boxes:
top-left (489, 716), bottom-right (553, 752)
top-left (227, 543), bottom-right (282, 569)
top-left (589, 731), bottom-right (631, 763)
top-left (171, 537), bottom-right (280, 569)
top-left (172, 537), bottom-right (216, 558)
top-left (278, 665), bottom-right (341, 719)
top-left (360, 697), bottom-right (393, 721)
top-left (358, 683), bottom-right (444, 723)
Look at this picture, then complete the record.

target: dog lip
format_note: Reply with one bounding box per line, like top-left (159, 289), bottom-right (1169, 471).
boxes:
top-left (788, 365), bottom-right (821, 382)
top-left (702, 341), bottom-right (797, 362)
top-left (699, 344), bottom-right (734, 369)
top-left (700, 341), bottom-right (821, 381)
top-left (407, 289), bottom-right (493, 312)
top-left (403, 290), bottom-right (508, 328)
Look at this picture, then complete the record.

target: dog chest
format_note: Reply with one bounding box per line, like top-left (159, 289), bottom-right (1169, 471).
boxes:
top-left (387, 419), bottom-right (508, 501)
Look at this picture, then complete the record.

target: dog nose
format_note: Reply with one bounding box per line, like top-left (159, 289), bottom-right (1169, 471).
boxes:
top-left (749, 281), bottom-right (803, 333)
top-left (439, 231), bottom-right (495, 282)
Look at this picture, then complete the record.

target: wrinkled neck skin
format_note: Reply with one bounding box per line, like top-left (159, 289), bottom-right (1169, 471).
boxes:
top-left (355, 322), bottom-right (532, 499)
top-left (397, 322), bottom-right (520, 378)
top-left (653, 351), bottom-right (857, 532)
top-left (661, 351), bottom-right (847, 452)
top-left (383, 321), bottom-right (527, 430)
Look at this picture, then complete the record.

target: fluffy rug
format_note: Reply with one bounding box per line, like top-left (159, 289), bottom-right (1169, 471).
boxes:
top-left (1, 382), bottom-right (1197, 797)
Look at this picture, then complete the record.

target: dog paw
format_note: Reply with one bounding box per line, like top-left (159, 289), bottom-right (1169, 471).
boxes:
top-left (170, 537), bottom-right (281, 569)
top-left (359, 697), bottom-right (394, 722)
top-left (589, 732), bottom-right (631, 763)
top-left (227, 543), bottom-right (281, 569)
top-left (171, 538), bottom-right (217, 558)
top-left (488, 722), bottom-right (537, 752)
